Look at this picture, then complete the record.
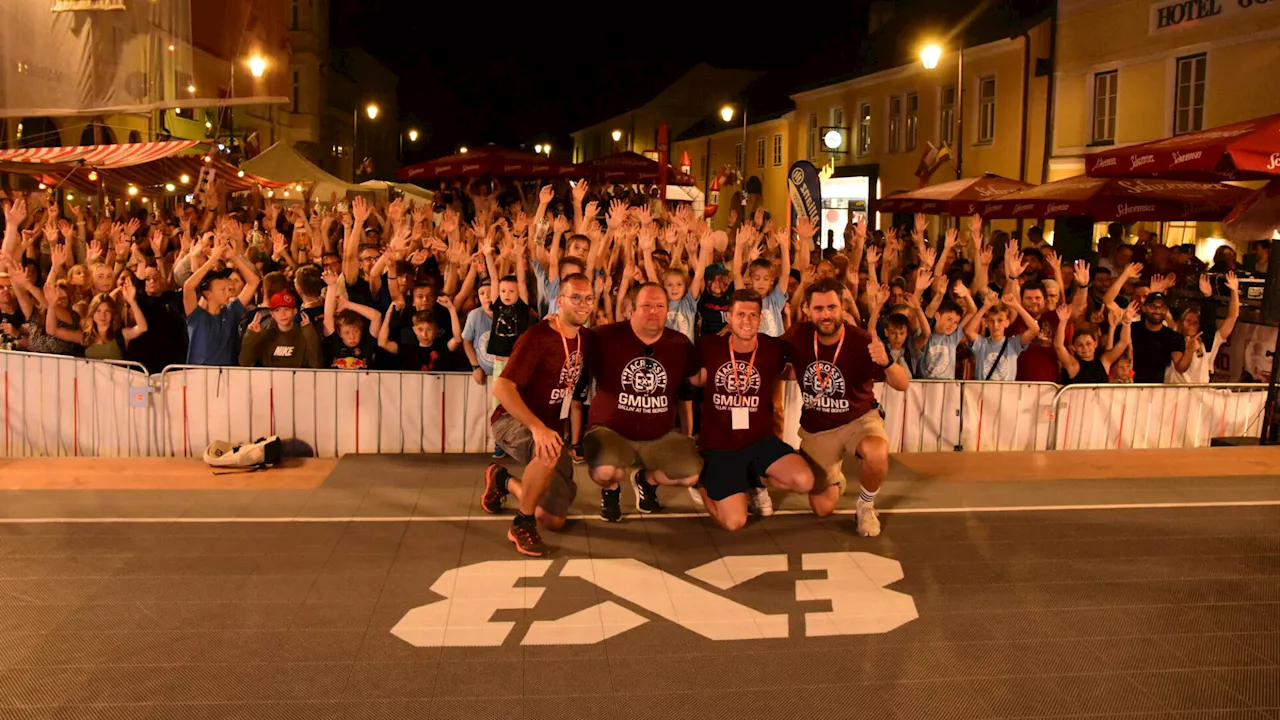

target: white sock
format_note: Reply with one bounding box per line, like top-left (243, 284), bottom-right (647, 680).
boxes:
top-left (858, 486), bottom-right (878, 505)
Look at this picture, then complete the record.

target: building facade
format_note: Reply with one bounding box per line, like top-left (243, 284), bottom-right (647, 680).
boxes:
top-left (322, 48), bottom-right (399, 182)
top-left (1049, 0), bottom-right (1280, 249)
top-left (671, 113), bottom-right (794, 231)
top-left (571, 65), bottom-right (761, 164)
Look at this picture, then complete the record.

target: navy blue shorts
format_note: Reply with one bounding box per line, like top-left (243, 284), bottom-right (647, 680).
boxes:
top-left (699, 436), bottom-right (796, 502)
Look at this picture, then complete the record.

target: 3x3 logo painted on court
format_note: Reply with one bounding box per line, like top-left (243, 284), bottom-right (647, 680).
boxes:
top-left (391, 552), bottom-right (918, 647)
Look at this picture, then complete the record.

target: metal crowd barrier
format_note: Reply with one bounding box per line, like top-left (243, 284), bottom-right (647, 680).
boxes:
top-left (1051, 383), bottom-right (1267, 451)
top-left (0, 349), bottom-right (1270, 458)
top-left (0, 349), bottom-right (153, 458)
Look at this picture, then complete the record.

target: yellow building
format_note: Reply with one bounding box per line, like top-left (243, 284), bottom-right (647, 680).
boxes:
top-left (1049, 0), bottom-right (1280, 254)
top-left (790, 20), bottom-right (1053, 242)
top-left (671, 110), bottom-right (794, 230)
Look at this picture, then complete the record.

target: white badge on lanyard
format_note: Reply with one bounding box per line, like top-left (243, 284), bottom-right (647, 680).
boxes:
top-left (560, 395), bottom-right (572, 420)
top-left (730, 406), bottom-right (749, 430)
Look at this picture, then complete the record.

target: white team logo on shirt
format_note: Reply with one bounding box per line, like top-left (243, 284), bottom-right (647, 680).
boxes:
top-left (712, 360), bottom-right (762, 411)
top-left (801, 361), bottom-right (850, 412)
top-left (476, 330), bottom-right (494, 367)
top-left (619, 357), bottom-right (669, 413)
top-left (557, 350), bottom-right (584, 389)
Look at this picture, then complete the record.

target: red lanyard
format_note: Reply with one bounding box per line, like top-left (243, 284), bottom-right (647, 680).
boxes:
top-left (812, 326), bottom-right (845, 394)
top-left (729, 336), bottom-right (757, 397)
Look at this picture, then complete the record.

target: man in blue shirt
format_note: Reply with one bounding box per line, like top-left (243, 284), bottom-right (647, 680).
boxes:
top-left (183, 242), bottom-right (261, 366)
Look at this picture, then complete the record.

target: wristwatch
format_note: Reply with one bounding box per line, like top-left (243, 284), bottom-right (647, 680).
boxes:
top-left (878, 358), bottom-right (895, 370)
top-left (471, 364), bottom-right (482, 371)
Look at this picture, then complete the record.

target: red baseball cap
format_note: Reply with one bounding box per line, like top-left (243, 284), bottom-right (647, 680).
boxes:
top-left (268, 291), bottom-right (297, 310)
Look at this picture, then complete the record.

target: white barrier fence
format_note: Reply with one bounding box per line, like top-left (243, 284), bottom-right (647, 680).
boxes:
top-left (0, 350), bottom-right (1269, 458)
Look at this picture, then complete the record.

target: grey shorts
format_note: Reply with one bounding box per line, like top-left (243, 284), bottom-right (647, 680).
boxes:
top-left (491, 412), bottom-right (577, 518)
top-left (583, 426), bottom-right (703, 480)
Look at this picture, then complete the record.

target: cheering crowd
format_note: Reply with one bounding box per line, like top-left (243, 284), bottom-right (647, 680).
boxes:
top-left (0, 179), bottom-right (1256, 554)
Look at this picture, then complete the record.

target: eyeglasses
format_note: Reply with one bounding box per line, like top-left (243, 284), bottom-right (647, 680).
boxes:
top-left (561, 293), bottom-right (596, 306)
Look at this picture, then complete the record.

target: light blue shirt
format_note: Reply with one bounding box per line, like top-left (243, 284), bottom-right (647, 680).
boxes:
top-left (969, 335), bottom-right (1026, 382)
top-left (532, 259), bottom-right (560, 317)
top-left (759, 285), bottom-right (786, 338)
top-left (666, 293), bottom-right (697, 341)
top-left (461, 308), bottom-right (495, 375)
top-left (917, 326), bottom-right (963, 380)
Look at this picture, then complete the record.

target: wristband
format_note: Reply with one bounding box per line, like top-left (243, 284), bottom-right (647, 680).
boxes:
top-left (878, 358), bottom-right (895, 370)
top-left (471, 364), bottom-right (481, 371)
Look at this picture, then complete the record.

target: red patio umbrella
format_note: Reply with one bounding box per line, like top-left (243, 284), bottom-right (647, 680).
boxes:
top-left (1085, 114), bottom-right (1280, 182)
top-left (876, 173), bottom-right (1033, 216)
top-left (976, 175), bottom-right (1249, 222)
top-left (397, 147), bottom-right (577, 182)
top-left (575, 151), bottom-right (696, 186)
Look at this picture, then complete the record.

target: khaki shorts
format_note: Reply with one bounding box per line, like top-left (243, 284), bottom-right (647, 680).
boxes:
top-left (798, 409), bottom-right (889, 495)
top-left (491, 357), bottom-right (507, 413)
top-left (583, 426), bottom-right (703, 481)
top-left (491, 412), bottom-right (577, 518)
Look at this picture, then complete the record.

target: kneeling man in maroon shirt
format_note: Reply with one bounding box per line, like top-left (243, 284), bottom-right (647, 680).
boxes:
top-left (782, 279), bottom-right (910, 536)
top-left (691, 290), bottom-right (813, 531)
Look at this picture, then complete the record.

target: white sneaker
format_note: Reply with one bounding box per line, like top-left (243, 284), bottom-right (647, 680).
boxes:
top-left (749, 487), bottom-right (774, 517)
top-left (688, 486), bottom-right (706, 509)
top-left (855, 499), bottom-right (881, 537)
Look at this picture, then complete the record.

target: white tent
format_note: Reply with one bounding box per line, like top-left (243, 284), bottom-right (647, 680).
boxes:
top-left (359, 180), bottom-right (434, 204)
top-left (666, 184), bottom-right (705, 218)
top-left (241, 142), bottom-right (366, 201)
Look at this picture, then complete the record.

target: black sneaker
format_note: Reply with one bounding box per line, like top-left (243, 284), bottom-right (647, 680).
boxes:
top-left (631, 469), bottom-right (662, 514)
top-left (600, 487), bottom-right (622, 523)
top-left (482, 464), bottom-right (509, 515)
top-left (492, 444), bottom-right (507, 459)
top-left (508, 519), bottom-right (547, 557)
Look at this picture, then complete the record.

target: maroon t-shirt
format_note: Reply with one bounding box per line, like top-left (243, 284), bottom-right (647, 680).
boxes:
top-left (697, 334), bottom-right (788, 451)
top-left (494, 319), bottom-right (585, 430)
top-left (782, 321), bottom-right (885, 434)
top-left (585, 322), bottom-right (696, 441)
top-left (1010, 311), bottom-right (1070, 383)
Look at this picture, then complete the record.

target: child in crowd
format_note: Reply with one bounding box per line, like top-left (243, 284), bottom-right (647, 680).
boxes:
top-left (963, 290), bottom-right (1040, 382)
top-left (919, 280), bottom-right (975, 380)
top-left (462, 279), bottom-right (496, 384)
top-left (732, 225), bottom-right (790, 337)
top-left (322, 270), bottom-right (383, 369)
top-left (377, 297), bottom-right (460, 371)
top-left (1055, 304), bottom-right (1135, 385)
top-left (239, 291), bottom-right (321, 368)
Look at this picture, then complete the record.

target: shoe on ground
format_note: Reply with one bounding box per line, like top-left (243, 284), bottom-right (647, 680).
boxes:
top-left (482, 464), bottom-right (509, 515)
top-left (631, 468), bottom-right (662, 514)
top-left (600, 487), bottom-right (622, 523)
top-left (855, 499), bottom-right (881, 537)
top-left (688, 486), bottom-right (706, 509)
top-left (749, 487), bottom-right (774, 517)
top-left (492, 444), bottom-right (507, 459)
top-left (570, 444), bottom-right (585, 465)
top-left (508, 520), bottom-right (547, 557)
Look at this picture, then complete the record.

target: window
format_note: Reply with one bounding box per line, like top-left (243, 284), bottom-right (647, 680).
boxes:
top-left (807, 113), bottom-right (818, 158)
top-left (832, 107), bottom-right (846, 152)
top-left (905, 93), bottom-right (918, 151)
top-left (940, 86), bottom-right (956, 147)
top-left (857, 103), bottom-right (871, 156)
top-left (756, 137), bottom-right (766, 168)
top-left (888, 95), bottom-right (902, 153)
top-left (1092, 71), bottom-right (1118, 144)
top-left (735, 143), bottom-right (743, 169)
top-left (290, 0), bottom-right (299, 29)
top-left (291, 70), bottom-right (300, 113)
top-left (772, 133), bottom-right (783, 167)
top-left (1174, 54), bottom-right (1206, 135)
top-left (977, 76), bottom-right (996, 144)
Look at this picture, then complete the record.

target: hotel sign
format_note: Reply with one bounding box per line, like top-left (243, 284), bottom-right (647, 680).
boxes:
top-left (1149, 0), bottom-right (1277, 34)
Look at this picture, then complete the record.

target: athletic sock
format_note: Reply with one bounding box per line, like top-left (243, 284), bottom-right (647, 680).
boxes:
top-left (858, 486), bottom-right (878, 505)
top-left (514, 511), bottom-right (535, 526)
top-left (497, 468), bottom-right (511, 494)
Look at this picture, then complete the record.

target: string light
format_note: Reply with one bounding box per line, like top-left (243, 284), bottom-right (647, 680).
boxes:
top-left (237, 170), bottom-right (245, 178)
top-left (165, 183), bottom-right (176, 192)
top-left (127, 186), bottom-right (138, 196)
top-left (87, 170), bottom-right (98, 182)
top-left (180, 174), bottom-right (190, 184)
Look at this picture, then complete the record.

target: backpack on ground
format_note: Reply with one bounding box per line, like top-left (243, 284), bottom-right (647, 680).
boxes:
top-left (203, 436), bottom-right (284, 472)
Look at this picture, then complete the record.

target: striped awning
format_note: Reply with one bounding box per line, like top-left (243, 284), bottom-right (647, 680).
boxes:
top-left (0, 140), bottom-right (199, 168)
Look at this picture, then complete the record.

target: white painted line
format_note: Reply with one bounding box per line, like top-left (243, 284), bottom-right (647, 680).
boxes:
top-left (0, 499), bottom-right (1277, 523)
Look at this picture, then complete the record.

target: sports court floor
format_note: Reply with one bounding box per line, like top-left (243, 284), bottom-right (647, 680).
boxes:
top-left (0, 450), bottom-right (1276, 719)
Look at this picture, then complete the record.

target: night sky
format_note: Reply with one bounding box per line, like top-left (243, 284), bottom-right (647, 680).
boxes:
top-left (331, 2), bottom-right (870, 160)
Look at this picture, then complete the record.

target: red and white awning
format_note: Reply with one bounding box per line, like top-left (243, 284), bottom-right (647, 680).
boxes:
top-left (0, 140), bottom-right (199, 168)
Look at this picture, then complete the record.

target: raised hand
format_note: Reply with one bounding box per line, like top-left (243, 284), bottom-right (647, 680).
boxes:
top-left (1150, 273), bottom-right (1175, 294)
top-left (607, 199), bottom-right (628, 229)
top-left (1043, 248), bottom-right (1061, 274)
top-left (1199, 273), bottom-right (1213, 297)
top-left (1073, 260), bottom-right (1091, 288)
top-left (795, 216), bottom-right (816, 240)
top-left (321, 268), bottom-right (341, 287)
top-left (1225, 271), bottom-right (1239, 294)
top-left (1122, 262), bottom-right (1143, 280)
top-left (1056, 304), bottom-right (1072, 322)
top-left (865, 245), bottom-right (881, 269)
top-left (552, 214), bottom-right (571, 235)
top-left (867, 336), bottom-right (890, 367)
top-left (538, 184), bottom-right (554, 206)
top-left (968, 213), bottom-right (983, 243)
top-left (2, 195), bottom-right (28, 226)
top-left (571, 180), bottom-right (588, 205)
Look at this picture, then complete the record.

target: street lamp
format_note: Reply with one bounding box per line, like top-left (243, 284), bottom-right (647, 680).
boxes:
top-left (459, 146), bottom-right (468, 154)
top-left (247, 54), bottom-right (267, 78)
top-left (408, 129), bottom-right (419, 142)
top-left (401, 128), bottom-right (419, 164)
top-left (535, 144), bottom-right (543, 154)
top-left (543, 143), bottom-right (551, 156)
top-left (921, 42), bottom-right (963, 178)
top-left (354, 101), bottom-right (379, 180)
top-left (611, 129), bottom-right (622, 143)
top-left (720, 103), bottom-right (748, 207)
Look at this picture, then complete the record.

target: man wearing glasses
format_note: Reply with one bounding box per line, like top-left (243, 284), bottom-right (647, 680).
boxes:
top-left (581, 283), bottom-right (702, 522)
top-left (483, 274), bottom-right (594, 556)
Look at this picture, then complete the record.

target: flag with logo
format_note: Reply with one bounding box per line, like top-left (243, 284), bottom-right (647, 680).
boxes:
top-left (915, 142), bottom-right (952, 187)
top-left (786, 160), bottom-right (823, 233)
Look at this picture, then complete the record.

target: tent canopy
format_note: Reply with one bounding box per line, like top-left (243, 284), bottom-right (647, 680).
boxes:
top-left (398, 146), bottom-right (577, 182)
top-left (576, 151), bottom-right (696, 186)
top-left (976, 175), bottom-right (1250, 222)
top-left (241, 142), bottom-right (366, 201)
top-left (0, 140), bottom-right (200, 168)
top-left (1085, 114), bottom-right (1280, 182)
top-left (877, 173), bottom-right (1033, 215)
top-left (359, 179), bottom-right (434, 203)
